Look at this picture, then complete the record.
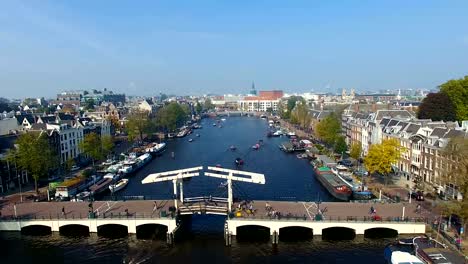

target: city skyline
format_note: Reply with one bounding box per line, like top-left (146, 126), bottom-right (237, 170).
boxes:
top-left (1, 1), bottom-right (467, 98)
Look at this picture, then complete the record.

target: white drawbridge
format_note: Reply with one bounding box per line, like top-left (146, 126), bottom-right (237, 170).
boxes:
top-left (141, 166), bottom-right (265, 214)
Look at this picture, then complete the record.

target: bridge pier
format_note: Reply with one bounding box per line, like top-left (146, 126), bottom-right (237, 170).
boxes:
top-left (224, 222), bottom-right (232, 246)
top-left (271, 230), bottom-right (279, 245)
top-left (166, 232), bottom-right (174, 245)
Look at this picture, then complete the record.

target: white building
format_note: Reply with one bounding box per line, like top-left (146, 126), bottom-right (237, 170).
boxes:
top-left (46, 123), bottom-right (83, 164)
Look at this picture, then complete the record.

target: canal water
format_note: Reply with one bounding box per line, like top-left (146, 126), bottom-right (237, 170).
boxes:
top-left (1, 117), bottom-right (396, 263)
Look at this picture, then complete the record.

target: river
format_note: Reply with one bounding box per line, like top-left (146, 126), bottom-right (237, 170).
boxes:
top-left (1, 116), bottom-right (397, 263)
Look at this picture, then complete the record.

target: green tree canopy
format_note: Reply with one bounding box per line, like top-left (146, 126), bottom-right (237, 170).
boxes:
top-left (126, 109), bottom-right (153, 141)
top-left (439, 76), bottom-right (468, 121)
top-left (364, 138), bottom-right (405, 185)
top-left (334, 136), bottom-right (348, 155)
top-left (204, 99), bottom-right (214, 110)
top-left (195, 102), bottom-right (203, 114)
top-left (315, 112), bottom-right (341, 145)
top-left (291, 102), bottom-right (312, 129)
top-left (349, 142), bottom-right (362, 161)
top-left (101, 135), bottom-right (114, 158)
top-left (79, 132), bottom-right (103, 166)
top-left (11, 132), bottom-right (57, 193)
top-left (85, 99), bottom-right (95, 111)
top-left (417, 92), bottom-right (456, 121)
top-left (155, 102), bottom-right (189, 132)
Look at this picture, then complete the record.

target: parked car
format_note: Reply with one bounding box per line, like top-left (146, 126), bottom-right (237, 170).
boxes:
top-left (338, 159), bottom-right (353, 167)
top-left (353, 169), bottom-right (368, 177)
top-left (410, 191), bottom-right (425, 201)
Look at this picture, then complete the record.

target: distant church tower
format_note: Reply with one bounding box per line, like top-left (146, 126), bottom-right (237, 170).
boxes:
top-left (250, 82), bottom-right (257, 95)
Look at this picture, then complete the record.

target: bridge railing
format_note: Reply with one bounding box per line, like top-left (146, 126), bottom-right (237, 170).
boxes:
top-left (229, 213), bottom-right (427, 223)
top-left (0, 211), bottom-right (176, 221)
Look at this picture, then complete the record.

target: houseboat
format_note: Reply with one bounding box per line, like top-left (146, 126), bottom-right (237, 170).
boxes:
top-left (314, 166), bottom-right (352, 201)
top-left (89, 173), bottom-right (115, 195)
top-left (145, 142), bottom-right (167, 155)
top-left (118, 153), bottom-right (152, 175)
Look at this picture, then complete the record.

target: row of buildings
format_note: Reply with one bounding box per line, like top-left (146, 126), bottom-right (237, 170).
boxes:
top-left (341, 108), bottom-right (467, 200)
top-left (0, 112), bottom-right (112, 193)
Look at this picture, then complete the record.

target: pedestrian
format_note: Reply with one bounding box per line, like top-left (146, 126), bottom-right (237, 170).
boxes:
top-left (416, 204), bottom-right (421, 213)
top-left (153, 201), bottom-right (157, 212)
top-left (370, 206), bottom-right (375, 215)
top-left (61, 206), bottom-right (65, 216)
top-left (125, 208), bottom-right (129, 217)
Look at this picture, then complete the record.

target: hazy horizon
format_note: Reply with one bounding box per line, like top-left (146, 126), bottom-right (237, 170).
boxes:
top-left (1, 1), bottom-right (467, 98)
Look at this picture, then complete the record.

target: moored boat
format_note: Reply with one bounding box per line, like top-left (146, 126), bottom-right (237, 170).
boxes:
top-left (384, 236), bottom-right (465, 264)
top-left (109, 178), bottom-right (129, 193)
top-left (314, 166), bottom-right (352, 201)
top-left (146, 142), bottom-right (167, 155)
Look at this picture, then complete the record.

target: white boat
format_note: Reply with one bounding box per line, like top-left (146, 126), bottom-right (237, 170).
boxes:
top-left (177, 130), bottom-right (187, 138)
top-left (146, 142), bottom-right (166, 154)
top-left (188, 138), bottom-right (193, 142)
top-left (221, 118), bottom-right (226, 121)
top-left (273, 130), bottom-right (283, 136)
top-left (72, 191), bottom-right (91, 202)
top-left (287, 132), bottom-right (296, 137)
top-left (119, 153), bottom-right (152, 174)
top-left (167, 133), bottom-right (176, 138)
top-left (109, 179), bottom-right (129, 193)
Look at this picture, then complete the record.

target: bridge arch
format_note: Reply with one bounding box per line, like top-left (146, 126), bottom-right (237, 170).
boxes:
top-left (236, 224), bottom-right (270, 242)
top-left (279, 226), bottom-right (313, 241)
top-left (97, 224), bottom-right (128, 238)
top-left (322, 227), bottom-right (356, 240)
top-left (364, 227), bottom-right (398, 239)
top-left (21, 224), bottom-right (52, 236)
top-left (136, 223), bottom-right (168, 240)
top-left (59, 224), bottom-right (90, 236)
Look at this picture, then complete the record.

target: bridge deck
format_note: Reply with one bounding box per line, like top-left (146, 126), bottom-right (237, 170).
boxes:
top-left (0, 200), bottom-right (425, 221)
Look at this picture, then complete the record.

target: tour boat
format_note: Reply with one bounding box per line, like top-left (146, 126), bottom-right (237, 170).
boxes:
top-left (314, 167), bottom-right (352, 201)
top-left (221, 118), bottom-right (226, 121)
top-left (145, 142), bottom-right (167, 155)
top-left (109, 178), bottom-right (129, 193)
top-left (383, 236), bottom-right (463, 264)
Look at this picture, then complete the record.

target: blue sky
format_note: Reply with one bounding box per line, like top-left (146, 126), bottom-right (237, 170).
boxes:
top-left (0, 1), bottom-right (467, 98)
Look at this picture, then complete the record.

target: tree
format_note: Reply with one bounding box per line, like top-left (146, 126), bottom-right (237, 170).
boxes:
top-left (437, 202), bottom-right (461, 229)
top-left (126, 109), bottom-right (152, 141)
top-left (155, 102), bottom-right (189, 132)
top-left (364, 138), bottom-right (405, 185)
top-left (315, 112), bottom-right (341, 145)
top-left (204, 99), bottom-right (214, 110)
top-left (349, 142), bottom-right (362, 162)
top-left (79, 132), bottom-right (103, 167)
top-left (107, 115), bottom-right (121, 132)
top-left (290, 102), bottom-right (312, 129)
top-left (195, 102), bottom-right (203, 114)
top-left (101, 135), bottom-right (114, 159)
top-left (334, 136), bottom-right (348, 155)
top-left (439, 76), bottom-right (468, 121)
top-left (441, 137), bottom-right (468, 199)
top-left (417, 92), bottom-right (456, 121)
top-left (14, 132), bottom-right (57, 193)
top-left (85, 99), bottom-right (95, 111)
